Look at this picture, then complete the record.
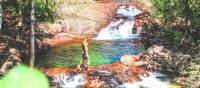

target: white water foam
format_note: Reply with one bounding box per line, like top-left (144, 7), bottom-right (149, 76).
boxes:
top-left (52, 73), bottom-right (172, 88)
top-left (52, 74), bottom-right (85, 88)
top-left (116, 6), bottom-right (142, 18)
top-left (95, 5), bottom-right (142, 40)
top-left (118, 73), bottom-right (170, 88)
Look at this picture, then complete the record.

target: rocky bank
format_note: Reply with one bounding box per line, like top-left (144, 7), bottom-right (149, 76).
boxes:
top-left (36, 2), bottom-right (117, 48)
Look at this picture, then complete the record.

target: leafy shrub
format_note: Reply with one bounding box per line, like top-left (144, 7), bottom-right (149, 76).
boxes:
top-left (35, 0), bottom-right (59, 23)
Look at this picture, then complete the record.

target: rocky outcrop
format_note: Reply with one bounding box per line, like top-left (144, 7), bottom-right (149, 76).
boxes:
top-left (41, 61), bottom-right (146, 88)
top-left (140, 45), bottom-right (192, 72)
top-left (141, 14), bottom-right (200, 87)
top-left (36, 2), bottom-right (117, 47)
top-left (34, 0), bottom-right (153, 49)
top-left (0, 48), bottom-right (21, 73)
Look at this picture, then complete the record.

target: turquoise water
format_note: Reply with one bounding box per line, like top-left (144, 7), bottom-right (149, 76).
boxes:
top-left (36, 39), bottom-right (144, 67)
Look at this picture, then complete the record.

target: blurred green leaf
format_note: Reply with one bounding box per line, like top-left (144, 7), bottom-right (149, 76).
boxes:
top-left (0, 64), bottom-right (49, 88)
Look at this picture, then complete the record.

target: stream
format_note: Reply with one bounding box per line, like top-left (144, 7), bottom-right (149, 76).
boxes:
top-left (38, 4), bottom-right (179, 88)
top-left (36, 39), bottom-right (144, 67)
top-left (36, 4), bottom-right (144, 68)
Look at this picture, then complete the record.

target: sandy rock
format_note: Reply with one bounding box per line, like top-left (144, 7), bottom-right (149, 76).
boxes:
top-left (37, 3), bottom-right (116, 47)
top-left (61, 18), bottom-right (98, 35)
top-left (54, 33), bottom-right (71, 40)
top-left (120, 54), bottom-right (140, 66)
top-left (48, 23), bottom-right (63, 35)
top-left (42, 38), bottom-right (54, 46)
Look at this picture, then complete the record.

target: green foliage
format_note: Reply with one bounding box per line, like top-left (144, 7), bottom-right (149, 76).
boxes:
top-left (174, 31), bottom-right (183, 40)
top-left (151, 0), bottom-right (200, 87)
top-left (0, 64), bottom-right (49, 88)
top-left (151, 0), bottom-right (200, 45)
top-left (10, 4), bottom-right (20, 16)
top-left (151, 0), bottom-right (200, 27)
top-left (5, 0), bottom-right (60, 23)
top-left (151, 0), bottom-right (177, 25)
top-left (173, 31), bottom-right (188, 41)
top-left (35, 0), bottom-right (58, 22)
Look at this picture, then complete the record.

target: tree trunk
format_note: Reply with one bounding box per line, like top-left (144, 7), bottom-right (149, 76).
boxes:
top-left (46, 0), bottom-right (48, 7)
top-left (0, 0), bottom-right (2, 32)
top-left (29, 0), bottom-right (35, 67)
top-left (1, 0), bottom-right (10, 35)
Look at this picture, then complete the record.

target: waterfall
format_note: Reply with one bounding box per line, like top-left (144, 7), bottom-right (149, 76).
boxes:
top-left (95, 5), bottom-right (142, 40)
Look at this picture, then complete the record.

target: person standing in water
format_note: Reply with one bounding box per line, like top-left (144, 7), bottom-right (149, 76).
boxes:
top-left (77, 38), bottom-right (90, 70)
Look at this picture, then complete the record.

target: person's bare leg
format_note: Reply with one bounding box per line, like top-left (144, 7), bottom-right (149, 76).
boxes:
top-left (77, 38), bottom-right (90, 70)
top-left (77, 59), bottom-right (83, 69)
top-left (86, 57), bottom-right (92, 70)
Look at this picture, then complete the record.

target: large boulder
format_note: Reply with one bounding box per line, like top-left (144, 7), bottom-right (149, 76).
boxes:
top-left (120, 54), bottom-right (140, 66)
top-left (140, 45), bottom-right (192, 72)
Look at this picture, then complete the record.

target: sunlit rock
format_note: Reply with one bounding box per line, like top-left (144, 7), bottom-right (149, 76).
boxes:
top-left (36, 3), bottom-right (116, 47)
top-left (48, 23), bottom-right (63, 35)
top-left (120, 54), bottom-right (139, 66)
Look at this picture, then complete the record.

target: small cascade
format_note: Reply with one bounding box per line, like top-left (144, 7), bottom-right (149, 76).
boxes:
top-left (95, 5), bottom-right (142, 40)
top-left (50, 72), bottom-right (171, 88)
top-left (51, 74), bottom-right (85, 88)
top-left (118, 73), bottom-right (170, 88)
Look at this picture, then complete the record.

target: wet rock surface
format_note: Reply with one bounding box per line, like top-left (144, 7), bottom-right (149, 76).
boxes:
top-left (41, 62), bottom-right (146, 88)
top-left (35, 1), bottom-right (151, 48)
top-left (51, 74), bottom-right (85, 88)
top-left (36, 2), bottom-right (117, 47)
